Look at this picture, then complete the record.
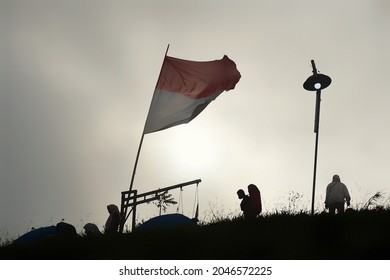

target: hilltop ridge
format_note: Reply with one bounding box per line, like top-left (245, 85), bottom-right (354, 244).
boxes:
top-left (1, 209), bottom-right (390, 259)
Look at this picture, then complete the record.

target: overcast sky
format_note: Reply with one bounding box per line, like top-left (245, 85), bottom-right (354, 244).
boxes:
top-left (2, 0), bottom-right (390, 238)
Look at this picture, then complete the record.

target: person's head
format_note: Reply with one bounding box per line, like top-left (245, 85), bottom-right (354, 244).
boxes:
top-left (237, 189), bottom-right (245, 199)
top-left (107, 204), bottom-right (119, 214)
top-left (332, 174), bottom-right (340, 182)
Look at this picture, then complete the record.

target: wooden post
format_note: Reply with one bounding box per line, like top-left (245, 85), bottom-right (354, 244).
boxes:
top-left (131, 191), bottom-right (137, 231)
top-left (120, 179), bottom-right (201, 232)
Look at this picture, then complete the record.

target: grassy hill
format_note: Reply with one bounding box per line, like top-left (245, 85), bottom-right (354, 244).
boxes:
top-left (1, 209), bottom-right (390, 260)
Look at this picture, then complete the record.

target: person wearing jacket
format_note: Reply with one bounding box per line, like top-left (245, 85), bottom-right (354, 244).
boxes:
top-left (325, 174), bottom-right (351, 214)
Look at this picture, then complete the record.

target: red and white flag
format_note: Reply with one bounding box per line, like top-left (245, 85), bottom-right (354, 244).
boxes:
top-left (144, 55), bottom-right (241, 134)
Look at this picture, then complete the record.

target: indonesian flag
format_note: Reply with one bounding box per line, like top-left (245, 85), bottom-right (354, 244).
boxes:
top-left (143, 55), bottom-right (241, 134)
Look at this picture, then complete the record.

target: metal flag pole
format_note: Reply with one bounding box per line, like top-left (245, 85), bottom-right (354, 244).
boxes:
top-left (303, 60), bottom-right (331, 216)
top-left (312, 61), bottom-right (321, 217)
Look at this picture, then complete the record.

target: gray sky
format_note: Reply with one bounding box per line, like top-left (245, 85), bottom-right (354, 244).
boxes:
top-left (2, 0), bottom-right (390, 238)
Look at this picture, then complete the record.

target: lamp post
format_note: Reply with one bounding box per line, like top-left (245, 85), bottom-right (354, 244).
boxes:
top-left (303, 60), bottom-right (331, 216)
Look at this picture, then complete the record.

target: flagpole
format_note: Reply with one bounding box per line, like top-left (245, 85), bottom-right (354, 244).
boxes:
top-left (128, 44), bottom-right (170, 193)
top-left (120, 45), bottom-right (170, 233)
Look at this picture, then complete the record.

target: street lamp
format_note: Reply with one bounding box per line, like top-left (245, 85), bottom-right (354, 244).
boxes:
top-left (303, 60), bottom-right (331, 216)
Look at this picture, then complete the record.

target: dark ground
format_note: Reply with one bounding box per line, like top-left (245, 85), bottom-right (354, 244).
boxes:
top-left (1, 209), bottom-right (390, 260)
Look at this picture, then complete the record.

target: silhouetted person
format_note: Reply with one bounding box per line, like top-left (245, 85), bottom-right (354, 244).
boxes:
top-left (105, 204), bottom-right (121, 234)
top-left (325, 174), bottom-right (351, 214)
top-left (83, 223), bottom-right (102, 236)
top-left (237, 189), bottom-right (256, 219)
top-left (248, 184), bottom-right (262, 216)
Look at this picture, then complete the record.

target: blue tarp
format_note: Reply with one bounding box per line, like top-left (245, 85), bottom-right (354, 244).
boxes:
top-left (136, 214), bottom-right (196, 231)
top-left (13, 226), bottom-right (56, 244)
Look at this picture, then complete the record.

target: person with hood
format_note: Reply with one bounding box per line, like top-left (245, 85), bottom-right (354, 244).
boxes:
top-left (325, 174), bottom-right (351, 214)
top-left (248, 184), bottom-right (262, 216)
top-left (83, 223), bottom-right (102, 236)
top-left (105, 204), bottom-right (121, 234)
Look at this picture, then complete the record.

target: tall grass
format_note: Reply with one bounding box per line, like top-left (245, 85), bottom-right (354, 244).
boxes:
top-left (0, 231), bottom-right (13, 247)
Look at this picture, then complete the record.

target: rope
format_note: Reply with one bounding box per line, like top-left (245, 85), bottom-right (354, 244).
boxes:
top-left (176, 187), bottom-right (183, 214)
top-left (192, 185), bottom-right (199, 219)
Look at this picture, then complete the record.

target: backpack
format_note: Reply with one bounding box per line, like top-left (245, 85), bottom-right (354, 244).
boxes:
top-left (248, 184), bottom-right (262, 215)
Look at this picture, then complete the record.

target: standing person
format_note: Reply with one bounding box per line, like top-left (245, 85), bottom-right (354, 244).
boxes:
top-left (325, 174), bottom-right (351, 214)
top-left (105, 204), bottom-right (121, 234)
top-left (248, 184), bottom-right (262, 216)
top-left (237, 189), bottom-right (256, 219)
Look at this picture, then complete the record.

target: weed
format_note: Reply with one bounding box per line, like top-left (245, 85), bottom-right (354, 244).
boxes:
top-left (0, 231), bottom-right (13, 247)
top-left (362, 191), bottom-right (385, 210)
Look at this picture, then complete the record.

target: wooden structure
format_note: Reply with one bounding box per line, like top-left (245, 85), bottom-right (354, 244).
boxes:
top-left (119, 179), bottom-right (201, 233)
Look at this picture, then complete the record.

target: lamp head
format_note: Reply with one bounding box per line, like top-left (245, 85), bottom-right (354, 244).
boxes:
top-left (303, 73), bottom-right (331, 91)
